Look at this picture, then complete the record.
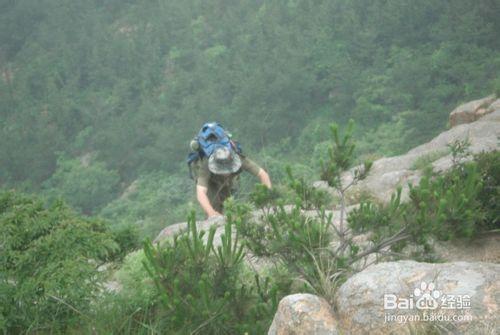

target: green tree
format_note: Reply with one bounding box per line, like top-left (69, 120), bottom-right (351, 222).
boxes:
top-left (43, 155), bottom-right (120, 214)
top-left (0, 191), bottom-right (118, 333)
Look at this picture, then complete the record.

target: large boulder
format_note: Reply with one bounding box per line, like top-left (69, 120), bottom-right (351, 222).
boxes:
top-left (335, 261), bottom-right (500, 334)
top-left (268, 294), bottom-right (339, 335)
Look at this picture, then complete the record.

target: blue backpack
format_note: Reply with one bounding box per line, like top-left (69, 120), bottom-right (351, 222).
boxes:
top-left (187, 122), bottom-right (242, 179)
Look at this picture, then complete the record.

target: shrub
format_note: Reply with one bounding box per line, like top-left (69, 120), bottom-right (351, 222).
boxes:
top-left (239, 122), bottom-right (376, 303)
top-left (115, 250), bottom-right (156, 307)
top-left (82, 250), bottom-right (159, 335)
top-left (474, 151), bottom-right (500, 231)
top-left (43, 155), bottom-right (120, 214)
top-left (348, 150), bottom-right (499, 259)
top-left (109, 223), bottom-right (141, 260)
top-left (237, 191), bottom-right (338, 299)
top-left (99, 171), bottom-right (195, 240)
top-left (0, 191), bottom-right (118, 333)
top-left (142, 212), bottom-right (283, 335)
top-left (408, 163), bottom-right (484, 240)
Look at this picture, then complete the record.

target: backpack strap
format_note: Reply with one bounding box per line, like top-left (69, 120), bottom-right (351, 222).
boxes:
top-left (187, 151), bottom-right (201, 180)
top-left (230, 140), bottom-right (243, 155)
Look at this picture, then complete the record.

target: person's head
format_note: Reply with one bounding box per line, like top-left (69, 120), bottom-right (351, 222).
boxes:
top-left (208, 146), bottom-right (241, 175)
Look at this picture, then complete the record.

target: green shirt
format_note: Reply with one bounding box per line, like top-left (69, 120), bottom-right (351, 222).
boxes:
top-left (194, 155), bottom-right (262, 211)
top-left (195, 155), bottom-right (261, 188)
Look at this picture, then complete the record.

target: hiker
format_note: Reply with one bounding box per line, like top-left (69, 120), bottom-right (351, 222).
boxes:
top-left (188, 122), bottom-right (271, 218)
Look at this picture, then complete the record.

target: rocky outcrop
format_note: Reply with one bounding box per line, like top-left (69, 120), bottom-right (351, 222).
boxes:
top-left (268, 294), bottom-right (339, 335)
top-left (341, 102), bottom-right (500, 204)
top-left (449, 95), bottom-right (496, 127)
top-left (335, 261), bottom-right (500, 334)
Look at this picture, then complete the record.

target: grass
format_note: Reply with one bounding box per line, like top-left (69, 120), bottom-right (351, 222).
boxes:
top-left (410, 150), bottom-right (449, 171)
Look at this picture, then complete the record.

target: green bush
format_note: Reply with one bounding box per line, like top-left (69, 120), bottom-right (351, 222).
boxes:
top-left (470, 151), bottom-right (499, 231)
top-left (43, 155), bottom-right (120, 214)
top-left (242, 154), bottom-right (389, 301)
top-left (81, 250), bottom-right (158, 335)
top-left (109, 223), bottom-right (141, 260)
top-left (74, 246), bottom-right (173, 334)
top-left (237, 194), bottom-right (336, 299)
top-left (241, 120), bottom-right (375, 303)
top-left (348, 151), bottom-right (499, 258)
top-left (408, 163), bottom-right (484, 240)
top-left (0, 191), bottom-right (118, 333)
top-left (99, 171), bottom-right (196, 239)
top-left (115, 250), bottom-right (156, 307)
top-left (348, 188), bottom-right (409, 249)
top-left (141, 212), bottom-right (283, 335)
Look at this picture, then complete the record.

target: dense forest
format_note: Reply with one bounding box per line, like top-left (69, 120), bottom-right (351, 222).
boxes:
top-left (1, 0), bottom-right (500, 333)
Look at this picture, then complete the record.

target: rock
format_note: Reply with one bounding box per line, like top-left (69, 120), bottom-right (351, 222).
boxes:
top-left (153, 222), bottom-right (189, 243)
top-left (268, 294), bottom-right (339, 335)
top-left (335, 261), bottom-right (500, 334)
top-left (341, 161), bottom-right (422, 204)
top-left (486, 98), bottom-right (500, 114)
top-left (102, 280), bottom-right (122, 292)
top-left (449, 95), bottom-right (495, 127)
top-left (409, 112), bottom-right (500, 157)
top-left (153, 215), bottom-right (226, 244)
top-left (475, 108), bottom-right (488, 118)
top-left (328, 109), bottom-right (500, 204)
top-left (482, 106), bottom-right (500, 122)
top-left (433, 234), bottom-right (500, 263)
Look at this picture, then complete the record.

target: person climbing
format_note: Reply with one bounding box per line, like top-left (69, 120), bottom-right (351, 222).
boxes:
top-left (187, 122), bottom-right (271, 218)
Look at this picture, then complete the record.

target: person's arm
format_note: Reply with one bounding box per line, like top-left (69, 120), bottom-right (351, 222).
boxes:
top-left (257, 168), bottom-right (272, 189)
top-left (196, 185), bottom-right (221, 218)
top-left (241, 156), bottom-right (272, 189)
top-left (195, 160), bottom-right (221, 218)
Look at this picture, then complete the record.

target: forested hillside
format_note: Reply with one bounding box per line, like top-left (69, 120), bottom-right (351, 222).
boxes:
top-left (1, 0), bottom-right (499, 236)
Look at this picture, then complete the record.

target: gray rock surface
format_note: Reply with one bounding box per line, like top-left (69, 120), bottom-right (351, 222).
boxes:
top-left (268, 294), bottom-right (339, 335)
top-left (335, 261), bottom-right (500, 335)
top-left (449, 95), bottom-right (496, 127)
top-left (341, 107), bottom-right (500, 204)
top-left (432, 234), bottom-right (500, 264)
top-left (153, 215), bottom-right (226, 244)
top-left (487, 99), bottom-right (500, 114)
